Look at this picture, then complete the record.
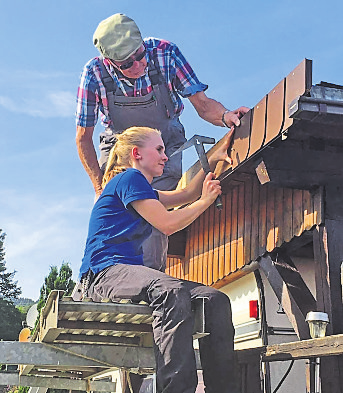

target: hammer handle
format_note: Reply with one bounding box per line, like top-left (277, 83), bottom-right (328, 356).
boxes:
top-left (215, 195), bottom-right (223, 210)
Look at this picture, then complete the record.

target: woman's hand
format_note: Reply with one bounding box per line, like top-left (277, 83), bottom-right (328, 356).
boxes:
top-left (200, 172), bottom-right (222, 205)
top-left (209, 128), bottom-right (235, 167)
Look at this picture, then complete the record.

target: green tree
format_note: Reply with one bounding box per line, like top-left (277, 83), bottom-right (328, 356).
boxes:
top-left (36, 262), bottom-right (75, 319)
top-left (0, 298), bottom-right (23, 340)
top-left (0, 230), bottom-right (23, 340)
top-left (0, 230), bottom-right (21, 300)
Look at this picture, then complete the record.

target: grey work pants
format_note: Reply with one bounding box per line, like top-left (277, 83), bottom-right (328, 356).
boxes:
top-left (87, 264), bottom-right (238, 393)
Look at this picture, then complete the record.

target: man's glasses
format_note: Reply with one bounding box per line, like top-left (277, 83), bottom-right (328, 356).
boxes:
top-left (112, 47), bottom-right (147, 71)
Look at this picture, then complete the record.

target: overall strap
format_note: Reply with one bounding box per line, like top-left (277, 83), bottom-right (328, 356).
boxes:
top-left (147, 54), bottom-right (175, 119)
top-left (99, 59), bottom-right (117, 93)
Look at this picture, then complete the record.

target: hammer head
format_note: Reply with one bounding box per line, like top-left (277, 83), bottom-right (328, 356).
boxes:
top-left (170, 134), bottom-right (215, 157)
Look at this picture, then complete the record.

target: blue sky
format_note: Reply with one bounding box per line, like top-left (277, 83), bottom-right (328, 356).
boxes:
top-left (1, 0), bottom-right (342, 301)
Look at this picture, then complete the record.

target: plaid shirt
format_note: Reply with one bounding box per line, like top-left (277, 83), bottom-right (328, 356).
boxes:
top-left (76, 37), bottom-right (208, 128)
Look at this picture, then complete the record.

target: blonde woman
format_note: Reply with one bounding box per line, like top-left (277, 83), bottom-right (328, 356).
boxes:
top-left (79, 126), bottom-right (238, 393)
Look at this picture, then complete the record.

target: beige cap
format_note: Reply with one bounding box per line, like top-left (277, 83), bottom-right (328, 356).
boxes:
top-left (93, 13), bottom-right (143, 61)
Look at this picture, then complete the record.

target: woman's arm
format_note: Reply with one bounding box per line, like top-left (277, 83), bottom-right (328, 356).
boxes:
top-left (131, 173), bottom-right (221, 236)
top-left (158, 129), bottom-right (234, 209)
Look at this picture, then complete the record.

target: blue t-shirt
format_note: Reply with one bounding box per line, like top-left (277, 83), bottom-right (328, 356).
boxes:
top-left (79, 168), bottom-right (158, 278)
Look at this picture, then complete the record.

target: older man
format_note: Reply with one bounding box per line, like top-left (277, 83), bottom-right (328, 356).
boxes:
top-left (76, 13), bottom-right (248, 271)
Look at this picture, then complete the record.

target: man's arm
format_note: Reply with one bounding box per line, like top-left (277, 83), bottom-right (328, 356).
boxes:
top-left (76, 125), bottom-right (103, 198)
top-left (188, 91), bottom-right (249, 128)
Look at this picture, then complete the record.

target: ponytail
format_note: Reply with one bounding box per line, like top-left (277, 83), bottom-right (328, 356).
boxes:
top-left (102, 126), bottom-right (161, 188)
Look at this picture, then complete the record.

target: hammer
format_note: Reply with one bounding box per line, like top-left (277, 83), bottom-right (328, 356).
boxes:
top-left (170, 135), bottom-right (223, 210)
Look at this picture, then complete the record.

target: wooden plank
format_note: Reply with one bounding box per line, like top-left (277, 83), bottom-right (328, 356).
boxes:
top-left (237, 183), bottom-right (245, 268)
top-left (263, 334), bottom-right (343, 361)
top-left (229, 110), bottom-right (252, 169)
top-left (249, 96), bottom-right (267, 158)
top-left (265, 79), bottom-right (285, 145)
top-left (312, 188), bottom-right (343, 393)
top-left (313, 225), bottom-right (332, 319)
top-left (274, 187), bottom-right (284, 247)
top-left (168, 257), bottom-right (175, 278)
top-left (184, 227), bottom-right (190, 281)
top-left (224, 191), bottom-right (232, 276)
top-left (39, 292), bottom-right (60, 342)
top-left (243, 177), bottom-right (253, 264)
top-left (58, 302), bottom-right (152, 316)
top-left (176, 257), bottom-right (181, 279)
top-left (0, 372), bottom-right (117, 392)
top-left (250, 176), bottom-right (260, 262)
top-left (181, 257), bottom-right (186, 280)
top-left (193, 217), bottom-right (199, 283)
top-left (259, 254), bottom-right (316, 339)
top-left (283, 58), bottom-right (312, 132)
top-left (313, 214), bottom-right (343, 335)
top-left (198, 213), bottom-right (204, 284)
top-left (0, 342), bottom-right (116, 368)
top-left (258, 184), bottom-right (267, 257)
top-left (179, 257), bottom-right (184, 280)
top-left (175, 258), bottom-right (181, 278)
top-left (283, 188), bottom-right (293, 243)
top-left (303, 189), bottom-right (314, 231)
top-left (293, 189), bottom-right (304, 237)
top-left (188, 222), bottom-right (195, 281)
top-left (207, 204), bottom-right (215, 285)
top-left (58, 320), bottom-right (152, 332)
top-left (55, 333), bottom-right (141, 346)
top-left (40, 328), bottom-right (62, 343)
top-left (166, 257), bottom-right (171, 274)
top-left (230, 187), bottom-right (239, 271)
top-left (173, 257), bottom-right (177, 278)
top-left (202, 208), bottom-right (210, 285)
top-left (218, 193), bottom-right (227, 279)
top-left (212, 206), bottom-right (221, 283)
top-left (174, 257), bottom-right (179, 279)
top-left (313, 186), bottom-right (324, 225)
top-left (266, 185), bottom-right (276, 252)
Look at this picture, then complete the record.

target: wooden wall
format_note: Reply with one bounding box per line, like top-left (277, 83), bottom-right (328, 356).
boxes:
top-left (166, 175), bottom-right (323, 287)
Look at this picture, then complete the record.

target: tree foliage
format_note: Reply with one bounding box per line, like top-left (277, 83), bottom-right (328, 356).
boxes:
top-left (0, 230), bottom-right (23, 340)
top-left (0, 230), bottom-right (21, 300)
top-left (36, 262), bottom-right (75, 319)
top-left (0, 298), bottom-right (23, 340)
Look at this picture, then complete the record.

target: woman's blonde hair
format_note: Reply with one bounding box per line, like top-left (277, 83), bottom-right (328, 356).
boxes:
top-left (102, 126), bottom-right (161, 188)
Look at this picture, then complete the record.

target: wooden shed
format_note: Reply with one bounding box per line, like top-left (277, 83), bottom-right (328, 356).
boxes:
top-left (166, 58), bottom-right (343, 393)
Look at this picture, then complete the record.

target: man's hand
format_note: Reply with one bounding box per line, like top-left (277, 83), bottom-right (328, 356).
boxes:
top-left (223, 106), bottom-right (250, 128)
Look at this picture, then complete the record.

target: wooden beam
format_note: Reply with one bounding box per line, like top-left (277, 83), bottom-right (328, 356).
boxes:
top-left (0, 341), bottom-right (155, 370)
top-left (259, 253), bottom-right (316, 339)
top-left (263, 334), bottom-right (343, 361)
top-left (58, 320), bottom-right (152, 333)
top-left (312, 183), bottom-right (343, 393)
top-left (54, 334), bottom-right (141, 346)
top-left (255, 148), bottom-right (343, 188)
top-left (312, 186), bottom-right (343, 332)
top-left (0, 372), bottom-right (117, 392)
top-left (58, 301), bottom-right (152, 316)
